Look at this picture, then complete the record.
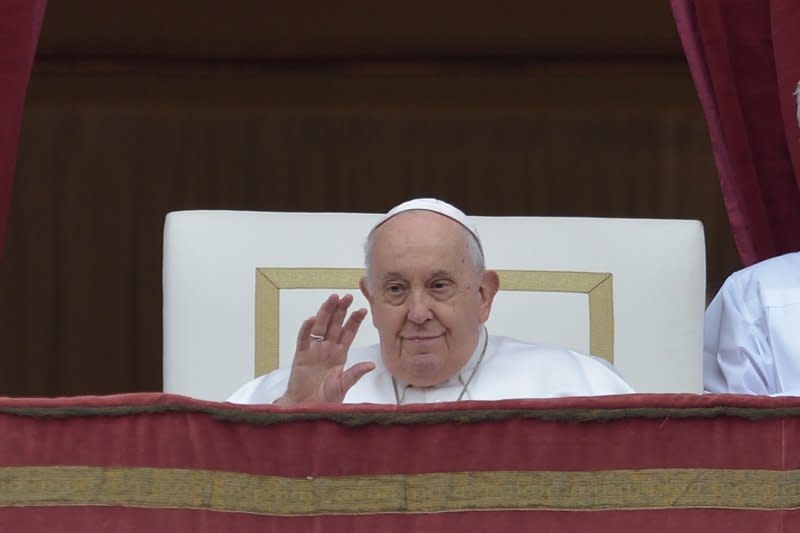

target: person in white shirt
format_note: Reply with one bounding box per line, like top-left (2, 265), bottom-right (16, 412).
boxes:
top-left (704, 251), bottom-right (800, 395)
top-left (228, 198), bottom-right (633, 405)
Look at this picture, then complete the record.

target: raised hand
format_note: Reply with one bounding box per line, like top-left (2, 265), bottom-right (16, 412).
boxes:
top-left (275, 293), bottom-right (374, 405)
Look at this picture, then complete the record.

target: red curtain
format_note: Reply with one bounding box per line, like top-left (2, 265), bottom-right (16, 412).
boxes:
top-left (0, 0), bottom-right (46, 258)
top-left (671, 0), bottom-right (800, 266)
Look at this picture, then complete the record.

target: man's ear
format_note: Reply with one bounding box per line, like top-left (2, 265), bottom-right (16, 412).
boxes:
top-left (478, 270), bottom-right (500, 323)
top-left (359, 276), bottom-right (372, 302)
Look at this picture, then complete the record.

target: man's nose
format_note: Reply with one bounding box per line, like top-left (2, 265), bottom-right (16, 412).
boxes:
top-left (406, 291), bottom-right (433, 324)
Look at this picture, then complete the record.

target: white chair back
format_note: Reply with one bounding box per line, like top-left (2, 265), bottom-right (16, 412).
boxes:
top-left (163, 210), bottom-right (706, 400)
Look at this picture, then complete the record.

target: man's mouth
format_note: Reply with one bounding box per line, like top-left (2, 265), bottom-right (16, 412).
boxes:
top-left (402, 334), bottom-right (443, 342)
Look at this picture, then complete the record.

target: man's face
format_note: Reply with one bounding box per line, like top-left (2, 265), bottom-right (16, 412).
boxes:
top-left (359, 211), bottom-right (499, 387)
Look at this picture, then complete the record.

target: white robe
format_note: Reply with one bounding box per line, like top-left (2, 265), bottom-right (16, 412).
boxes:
top-left (227, 329), bottom-right (634, 404)
top-left (704, 252), bottom-right (800, 395)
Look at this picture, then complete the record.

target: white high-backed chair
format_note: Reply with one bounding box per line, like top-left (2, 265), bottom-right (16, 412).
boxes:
top-left (163, 210), bottom-right (706, 401)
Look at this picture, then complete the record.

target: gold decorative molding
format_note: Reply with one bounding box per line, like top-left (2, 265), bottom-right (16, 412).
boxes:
top-left (255, 268), bottom-right (365, 377)
top-left (255, 268), bottom-right (613, 376)
top-left (496, 270), bottom-right (613, 364)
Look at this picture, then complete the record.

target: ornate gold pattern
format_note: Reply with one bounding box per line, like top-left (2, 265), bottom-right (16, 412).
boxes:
top-left (1, 466), bottom-right (798, 515)
top-left (255, 268), bottom-right (614, 376)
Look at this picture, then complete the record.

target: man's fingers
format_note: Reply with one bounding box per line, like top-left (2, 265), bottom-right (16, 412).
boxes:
top-left (309, 294), bottom-right (340, 339)
top-left (325, 294), bottom-right (353, 343)
top-left (338, 362), bottom-right (376, 396)
top-left (339, 308), bottom-right (368, 349)
top-left (320, 362), bottom-right (375, 403)
top-left (295, 316), bottom-right (316, 352)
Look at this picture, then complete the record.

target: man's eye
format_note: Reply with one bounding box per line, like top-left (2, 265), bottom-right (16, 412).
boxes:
top-left (386, 285), bottom-right (404, 294)
top-left (431, 281), bottom-right (452, 291)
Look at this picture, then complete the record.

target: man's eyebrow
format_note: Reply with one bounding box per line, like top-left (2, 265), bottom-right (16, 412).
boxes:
top-left (379, 270), bottom-right (453, 281)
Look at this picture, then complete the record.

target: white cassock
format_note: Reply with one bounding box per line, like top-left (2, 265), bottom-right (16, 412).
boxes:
top-left (704, 252), bottom-right (800, 395)
top-left (227, 328), bottom-right (634, 404)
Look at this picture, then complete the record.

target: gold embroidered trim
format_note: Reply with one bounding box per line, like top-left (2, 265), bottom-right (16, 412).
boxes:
top-left (1, 466), bottom-right (798, 515)
top-left (255, 267), bottom-right (365, 377)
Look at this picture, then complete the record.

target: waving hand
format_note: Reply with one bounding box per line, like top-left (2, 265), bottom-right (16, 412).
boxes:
top-left (275, 294), bottom-right (374, 405)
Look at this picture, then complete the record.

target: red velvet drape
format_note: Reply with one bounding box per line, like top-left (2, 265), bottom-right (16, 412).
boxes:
top-left (671, 0), bottom-right (800, 266)
top-left (0, 0), bottom-right (46, 258)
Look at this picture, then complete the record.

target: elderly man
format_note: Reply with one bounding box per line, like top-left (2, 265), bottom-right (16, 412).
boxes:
top-left (228, 198), bottom-right (633, 405)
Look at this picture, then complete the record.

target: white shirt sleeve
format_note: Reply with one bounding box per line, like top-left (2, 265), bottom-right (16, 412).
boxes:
top-left (226, 368), bottom-right (291, 404)
top-left (703, 275), bottom-right (773, 394)
top-left (703, 252), bottom-right (800, 395)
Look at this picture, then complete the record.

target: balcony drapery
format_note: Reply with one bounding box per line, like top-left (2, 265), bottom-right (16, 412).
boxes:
top-left (2, 393), bottom-right (800, 530)
top-left (671, 0), bottom-right (800, 266)
top-left (0, 0), bottom-right (46, 257)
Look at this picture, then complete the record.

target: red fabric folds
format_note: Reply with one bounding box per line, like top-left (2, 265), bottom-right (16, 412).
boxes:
top-left (671, 0), bottom-right (800, 266)
top-left (0, 507), bottom-right (791, 533)
top-left (1, 391), bottom-right (794, 475)
top-left (772, 0), bottom-right (800, 190)
top-left (0, 0), bottom-right (46, 258)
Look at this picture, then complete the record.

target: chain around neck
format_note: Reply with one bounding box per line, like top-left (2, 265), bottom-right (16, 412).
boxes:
top-left (392, 326), bottom-right (489, 405)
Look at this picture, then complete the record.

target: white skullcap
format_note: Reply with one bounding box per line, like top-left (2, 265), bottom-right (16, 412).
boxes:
top-left (370, 198), bottom-right (483, 254)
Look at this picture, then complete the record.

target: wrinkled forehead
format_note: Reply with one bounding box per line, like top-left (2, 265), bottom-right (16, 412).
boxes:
top-left (364, 211), bottom-right (484, 289)
top-left (367, 211), bottom-right (482, 281)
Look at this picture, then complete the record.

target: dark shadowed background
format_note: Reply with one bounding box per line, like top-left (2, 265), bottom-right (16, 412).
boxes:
top-left (0, 1), bottom-right (739, 396)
